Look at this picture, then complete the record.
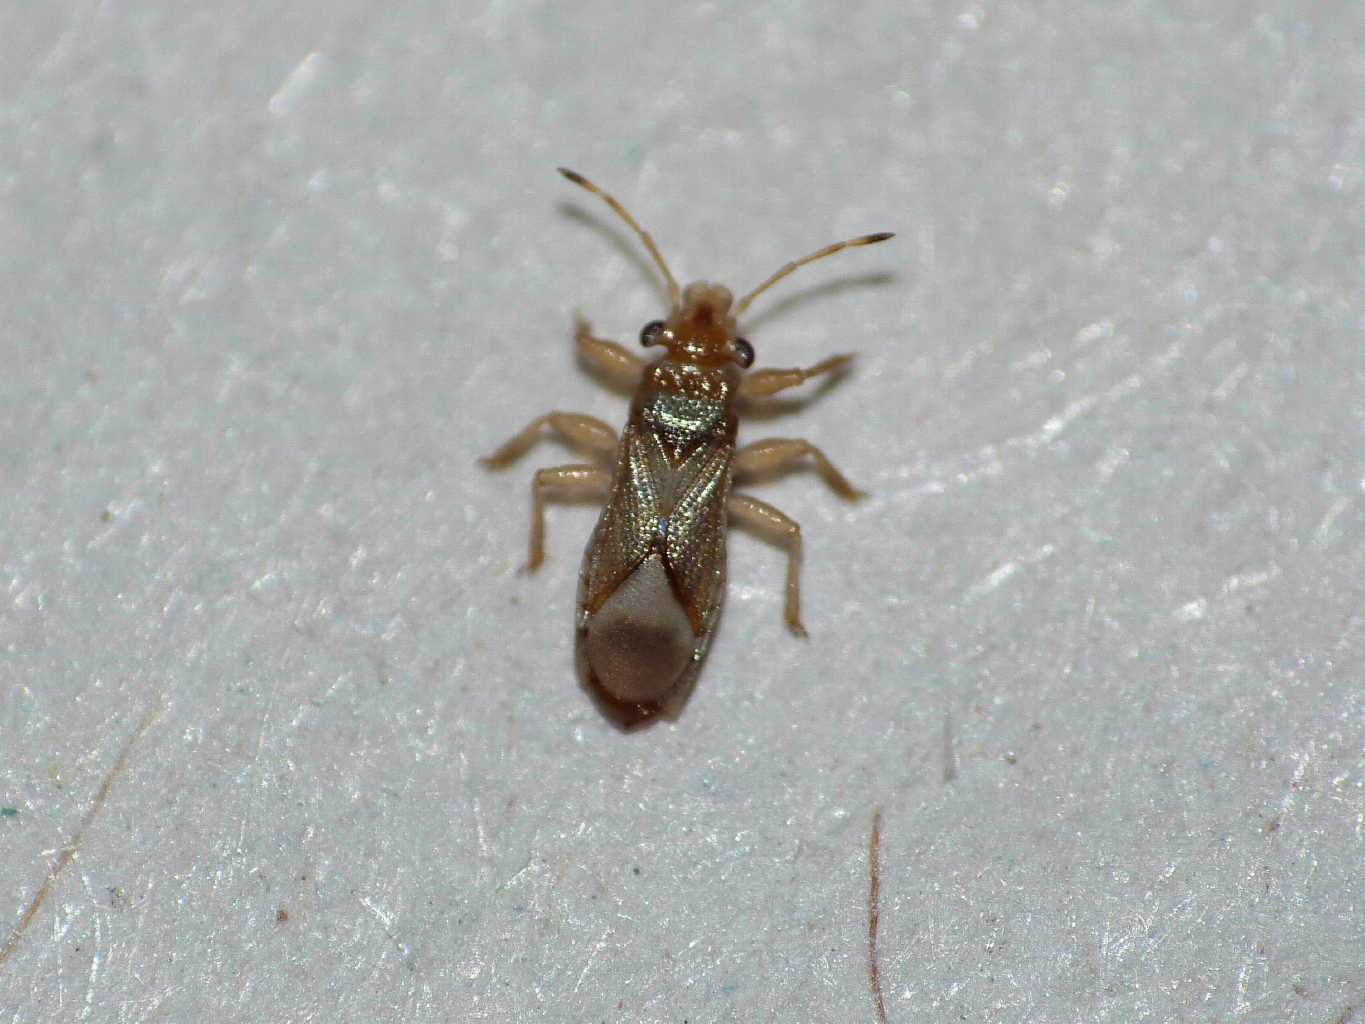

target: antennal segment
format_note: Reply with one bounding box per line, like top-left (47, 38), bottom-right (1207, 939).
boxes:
top-left (733, 231), bottom-right (894, 319)
top-left (558, 168), bottom-right (681, 308)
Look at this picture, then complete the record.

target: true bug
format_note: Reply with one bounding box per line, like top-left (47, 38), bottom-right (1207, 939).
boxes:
top-left (482, 168), bottom-right (892, 725)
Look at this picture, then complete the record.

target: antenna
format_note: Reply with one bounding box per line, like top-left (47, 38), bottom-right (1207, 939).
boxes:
top-left (558, 168), bottom-right (681, 308)
top-left (733, 232), bottom-right (894, 318)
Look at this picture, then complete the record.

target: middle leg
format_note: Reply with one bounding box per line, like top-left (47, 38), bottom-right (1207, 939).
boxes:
top-left (480, 412), bottom-right (618, 468)
top-left (732, 437), bottom-right (866, 500)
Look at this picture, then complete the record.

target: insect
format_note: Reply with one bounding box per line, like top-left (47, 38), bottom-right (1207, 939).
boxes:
top-left (482, 168), bottom-right (892, 725)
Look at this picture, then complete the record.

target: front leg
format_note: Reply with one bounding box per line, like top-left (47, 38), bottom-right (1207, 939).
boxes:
top-left (732, 437), bottom-right (866, 500)
top-left (727, 492), bottom-right (808, 638)
top-left (740, 353), bottom-right (853, 399)
top-left (576, 317), bottom-right (646, 389)
top-left (524, 465), bottom-right (612, 572)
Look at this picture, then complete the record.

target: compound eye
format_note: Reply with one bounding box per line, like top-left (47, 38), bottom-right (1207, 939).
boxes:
top-left (639, 320), bottom-right (666, 347)
top-left (733, 337), bottom-right (755, 368)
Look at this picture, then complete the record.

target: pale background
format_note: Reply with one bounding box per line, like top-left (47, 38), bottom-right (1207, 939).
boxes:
top-left (2, 2), bottom-right (1362, 1022)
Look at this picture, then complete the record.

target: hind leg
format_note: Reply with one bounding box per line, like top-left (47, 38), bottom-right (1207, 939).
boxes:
top-left (727, 493), bottom-right (808, 638)
top-left (523, 465), bottom-right (612, 571)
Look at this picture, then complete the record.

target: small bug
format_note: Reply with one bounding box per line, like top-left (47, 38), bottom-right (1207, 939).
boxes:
top-left (482, 168), bottom-right (892, 725)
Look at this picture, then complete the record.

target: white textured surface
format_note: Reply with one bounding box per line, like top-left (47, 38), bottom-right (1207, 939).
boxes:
top-left (2, 3), bottom-right (1363, 1022)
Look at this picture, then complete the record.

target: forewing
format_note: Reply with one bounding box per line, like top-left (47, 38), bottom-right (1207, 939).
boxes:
top-left (580, 426), bottom-right (662, 614)
top-left (663, 440), bottom-right (732, 635)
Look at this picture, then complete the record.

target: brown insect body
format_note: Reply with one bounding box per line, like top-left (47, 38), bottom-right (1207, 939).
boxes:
top-left (483, 170), bottom-right (892, 726)
top-left (577, 286), bottom-right (743, 713)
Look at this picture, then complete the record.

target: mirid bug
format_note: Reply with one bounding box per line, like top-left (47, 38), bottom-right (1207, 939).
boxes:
top-left (482, 168), bottom-right (892, 725)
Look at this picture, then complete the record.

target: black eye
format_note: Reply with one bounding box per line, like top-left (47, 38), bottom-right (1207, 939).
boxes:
top-left (639, 320), bottom-right (666, 347)
top-left (734, 337), bottom-right (755, 368)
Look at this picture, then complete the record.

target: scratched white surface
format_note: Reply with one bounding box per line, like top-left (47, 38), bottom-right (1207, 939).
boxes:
top-left (1, 3), bottom-right (1362, 1022)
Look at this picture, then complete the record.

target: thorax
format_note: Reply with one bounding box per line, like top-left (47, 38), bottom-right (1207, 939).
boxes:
top-left (633, 360), bottom-right (739, 458)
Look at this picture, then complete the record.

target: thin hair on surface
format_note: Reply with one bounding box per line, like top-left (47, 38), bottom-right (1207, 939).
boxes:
top-left (868, 806), bottom-right (889, 1024)
top-left (0, 699), bottom-right (161, 966)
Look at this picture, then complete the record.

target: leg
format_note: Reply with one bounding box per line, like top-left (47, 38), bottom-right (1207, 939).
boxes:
top-left (480, 412), bottom-right (618, 468)
top-left (524, 465), bottom-right (612, 572)
top-left (576, 317), bottom-right (646, 388)
top-left (727, 493), bottom-right (808, 638)
top-left (732, 437), bottom-right (866, 500)
top-left (740, 353), bottom-right (853, 399)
